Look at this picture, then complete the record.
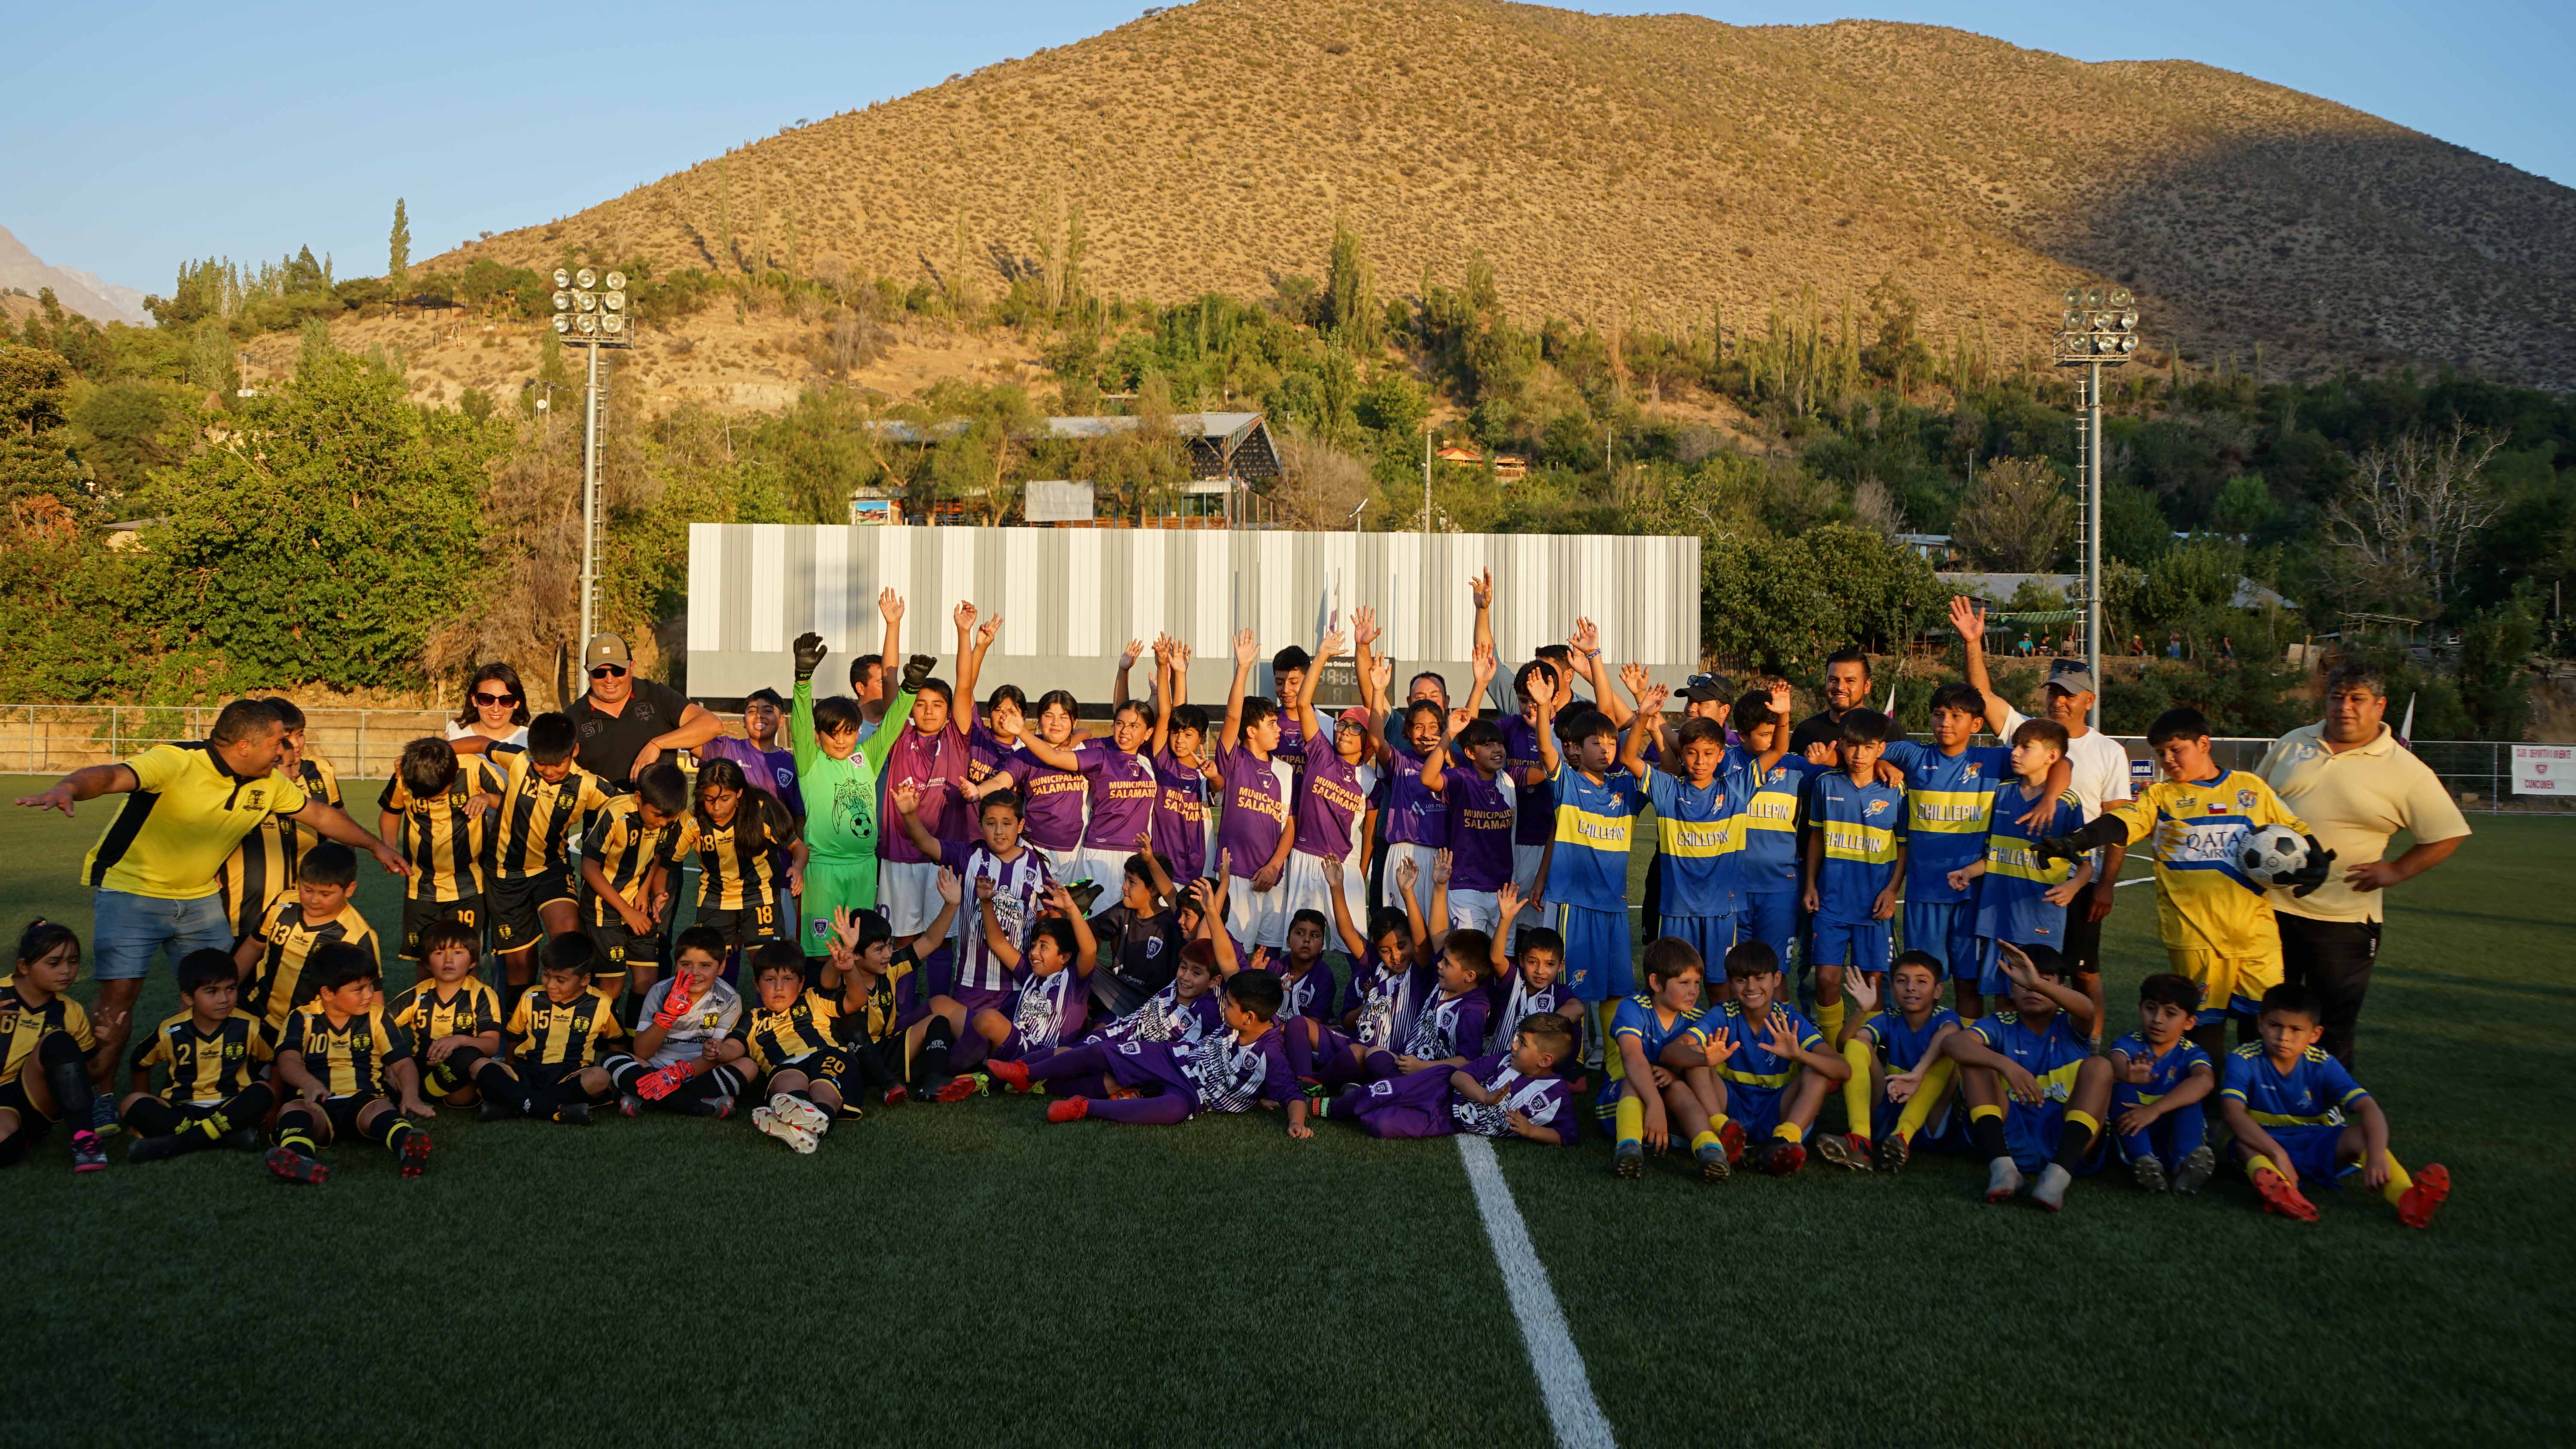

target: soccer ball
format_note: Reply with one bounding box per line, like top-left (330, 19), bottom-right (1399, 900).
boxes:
top-left (2237, 825), bottom-right (2310, 886)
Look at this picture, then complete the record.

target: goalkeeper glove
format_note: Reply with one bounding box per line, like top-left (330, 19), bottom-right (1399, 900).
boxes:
top-left (2035, 815), bottom-right (2128, 865)
top-left (2281, 834), bottom-right (2337, 897)
top-left (635, 1061), bottom-right (696, 1101)
top-left (900, 652), bottom-right (937, 692)
top-left (653, 977), bottom-right (697, 1029)
top-left (793, 631), bottom-right (828, 682)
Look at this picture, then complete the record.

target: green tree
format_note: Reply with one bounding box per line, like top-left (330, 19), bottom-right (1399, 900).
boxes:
top-left (1951, 455), bottom-right (2073, 570)
top-left (1321, 221), bottom-right (1377, 350)
top-left (389, 198), bottom-right (411, 286)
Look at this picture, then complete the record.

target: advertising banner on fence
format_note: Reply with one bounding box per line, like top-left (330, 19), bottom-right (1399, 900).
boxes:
top-left (2512, 744), bottom-right (2574, 796)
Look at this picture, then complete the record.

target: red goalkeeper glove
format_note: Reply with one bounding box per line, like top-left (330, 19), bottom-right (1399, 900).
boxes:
top-left (653, 977), bottom-right (698, 1029)
top-left (635, 1061), bottom-right (696, 1100)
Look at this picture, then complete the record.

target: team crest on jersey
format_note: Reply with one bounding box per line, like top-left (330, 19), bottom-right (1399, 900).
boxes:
top-left (1144, 937), bottom-right (1164, 959)
top-left (1865, 800), bottom-right (1892, 817)
top-left (245, 788), bottom-right (266, 808)
top-left (1962, 763), bottom-right (1980, 779)
top-left (2237, 789), bottom-right (2257, 809)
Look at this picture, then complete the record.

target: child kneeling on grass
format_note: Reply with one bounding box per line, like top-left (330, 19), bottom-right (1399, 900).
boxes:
top-left (2219, 983), bottom-right (2449, 1228)
top-left (985, 968), bottom-right (1310, 1137)
top-left (741, 941), bottom-right (886, 1155)
top-left (1317, 1010), bottom-right (1579, 1146)
top-left (267, 943), bottom-right (433, 1184)
top-left (0, 920), bottom-right (115, 1173)
top-left (122, 948), bottom-right (274, 1163)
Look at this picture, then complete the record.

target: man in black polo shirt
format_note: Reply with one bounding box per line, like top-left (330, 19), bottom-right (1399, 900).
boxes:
top-left (1789, 648), bottom-right (1891, 755)
top-left (568, 634), bottom-right (721, 789)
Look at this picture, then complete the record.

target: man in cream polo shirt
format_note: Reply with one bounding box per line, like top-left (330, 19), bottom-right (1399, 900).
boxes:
top-left (2257, 660), bottom-right (2471, 1066)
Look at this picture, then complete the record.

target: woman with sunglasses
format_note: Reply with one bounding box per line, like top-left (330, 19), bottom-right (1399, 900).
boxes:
top-left (447, 664), bottom-right (532, 757)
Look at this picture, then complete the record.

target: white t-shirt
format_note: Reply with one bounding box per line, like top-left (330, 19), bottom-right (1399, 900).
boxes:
top-left (2001, 707), bottom-right (2131, 821)
top-left (445, 720), bottom-right (529, 753)
top-left (635, 977), bottom-right (745, 1069)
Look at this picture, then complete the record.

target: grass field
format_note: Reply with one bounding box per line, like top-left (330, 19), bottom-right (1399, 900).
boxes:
top-left (4, 776), bottom-right (2570, 1447)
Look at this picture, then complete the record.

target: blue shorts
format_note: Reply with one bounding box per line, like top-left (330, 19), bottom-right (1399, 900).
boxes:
top-left (1658, 912), bottom-right (1737, 969)
top-left (91, 888), bottom-right (233, 983)
top-left (1902, 899), bottom-right (1978, 980)
top-left (1553, 903), bottom-right (1632, 1003)
top-left (1725, 1080), bottom-right (1787, 1138)
top-left (1872, 1094), bottom-right (1961, 1150)
top-left (2113, 1096), bottom-right (2208, 1171)
top-left (1810, 915), bottom-right (1891, 973)
top-left (1741, 892), bottom-right (1798, 973)
top-left (2261, 1123), bottom-right (2356, 1186)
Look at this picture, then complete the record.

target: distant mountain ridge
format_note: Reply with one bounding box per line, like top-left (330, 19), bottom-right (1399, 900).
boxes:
top-left (425, 0), bottom-right (2576, 389)
top-left (0, 223), bottom-right (152, 327)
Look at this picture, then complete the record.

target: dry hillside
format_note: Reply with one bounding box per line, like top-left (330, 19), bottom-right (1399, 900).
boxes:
top-left (426, 0), bottom-right (2576, 390)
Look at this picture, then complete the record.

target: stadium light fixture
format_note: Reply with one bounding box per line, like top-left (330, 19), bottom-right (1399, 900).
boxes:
top-left (550, 264), bottom-right (633, 655)
top-left (2052, 282), bottom-right (2143, 731)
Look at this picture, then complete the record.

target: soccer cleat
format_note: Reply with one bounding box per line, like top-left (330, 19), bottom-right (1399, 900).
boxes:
top-left (1815, 1133), bottom-right (1872, 1172)
top-left (881, 1085), bottom-right (908, 1109)
top-left (983, 1059), bottom-right (1034, 1093)
top-left (618, 1093), bottom-right (643, 1119)
top-left (266, 1146), bottom-right (328, 1185)
top-left (126, 1134), bottom-right (188, 1164)
top-left (220, 1126), bottom-right (261, 1153)
top-left (1613, 1142), bottom-right (1644, 1178)
top-left (2397, 1164), bottom-right (2451, 1230)
top-left (769, 1092), bottom-right (830, 1135)
top-left (477, 1099), bottom-right (513, 1123)
top-left (1984, 1157), bottom-right (2024, 1203)
top-left (1876, 1132), bottom-right (1913, 1175)
top-left (709, 1096), bottom-right (736, 1119)
top-left (751, 1105), bottom-right (820, 1154)
top-left (2251, 1167), bottom-right (2318, 1223)
top-left (551, 1102), bottom-right (593, 1127)
top-left (1695, 1140), bottom-right (1731, 1182)
top-left (2171, 1144), bottom-right (2217, 1196)
top-left (2131, 1152), bottom-right (2170, 1194)
top-left (1762, 1140), bottom-right (1807, 1177)
top-left (1719, 1119), bottom-right (1747, 1167)
top-left (398, 1131), bottom-right (433, 1178)
top-left (2030, 1163), bottom-right (2073, 1213)
top-left (933, 1073), bottom-right (990, 1104)
top-left (88, 1096), bottom-right (121, 1138)
top-left (70, 1130), bottom-right (108, 1172)
top-left (1045, 1096), bottom-right (1091, 1124)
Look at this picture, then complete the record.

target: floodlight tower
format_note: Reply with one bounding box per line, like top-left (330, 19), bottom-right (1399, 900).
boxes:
top-left (2052, 286), bottom-right (2139, 730)
top-left (551, 267), bottom-right (634, 651)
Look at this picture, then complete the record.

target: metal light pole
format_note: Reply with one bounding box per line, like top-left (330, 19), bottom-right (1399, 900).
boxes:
top-left (551, 267), bottom-right (633, 649)
top-left (2052, 287), bottom-right (2139, 730)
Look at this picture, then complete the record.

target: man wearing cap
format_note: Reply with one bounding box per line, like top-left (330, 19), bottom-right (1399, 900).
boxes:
top-left (2256, 659), bottom-right (2470, 1066)
top-left (568, 633), bottom-right (722, 789)
top-left (1950, 597), bottom-right (2132, 1036)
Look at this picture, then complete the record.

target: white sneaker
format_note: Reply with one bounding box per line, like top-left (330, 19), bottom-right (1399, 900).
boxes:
top-left (769, 1091), bottom-right (830, 1135)
top-left (751, 1104), bottom-right (819, 1155)
top-left (1984, 1156), bottom-right (2024, 1203)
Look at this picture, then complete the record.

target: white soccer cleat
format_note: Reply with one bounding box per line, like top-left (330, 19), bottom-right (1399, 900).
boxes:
top-left (2030, 1162), bottom-right (2072, 1212)
top-left (1984, 1156), bottom-right (2024, 1203)
top-left (751, 1104), bottom-right (820, 1155)
top-left (769, 1091), bottom-right (830, 1135)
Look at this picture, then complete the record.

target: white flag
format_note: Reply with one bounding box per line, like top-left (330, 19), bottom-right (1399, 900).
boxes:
top-left (2397, 692), bottom-right (2416, 749)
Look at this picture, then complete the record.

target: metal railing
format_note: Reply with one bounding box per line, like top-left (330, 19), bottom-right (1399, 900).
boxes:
top-left (2099, 736), bottom-right (2567, 815)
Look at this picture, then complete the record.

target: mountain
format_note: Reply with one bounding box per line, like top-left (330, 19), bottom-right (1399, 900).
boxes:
top-left (430, 0), bottom-right (2576, 390)
top-left (0, 224), bottom-right (153, 327)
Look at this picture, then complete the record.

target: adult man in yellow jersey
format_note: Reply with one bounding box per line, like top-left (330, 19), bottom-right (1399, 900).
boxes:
top-left (13, 699), bottom-right (405, 1134)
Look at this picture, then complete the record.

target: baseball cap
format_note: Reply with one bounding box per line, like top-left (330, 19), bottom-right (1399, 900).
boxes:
top-left (1335, 707), bottom-right (1371, 730)
top-left (1677, 671), bottom-right (1730, 704)
top-left (583, 633), bottom-right (632, 668)
top-left (2044, 662), bottom-right (2097, 695)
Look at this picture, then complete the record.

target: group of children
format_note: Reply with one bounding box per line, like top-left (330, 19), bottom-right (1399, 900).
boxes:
top-left (0, 579), bottom-right (2447, 1228)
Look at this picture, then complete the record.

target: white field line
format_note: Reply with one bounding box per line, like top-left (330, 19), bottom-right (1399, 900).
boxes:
top-left (1455, 1135), bottom-right (1616, 1449)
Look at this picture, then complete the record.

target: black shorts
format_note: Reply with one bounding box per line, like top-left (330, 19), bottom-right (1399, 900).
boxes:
top-left (2063, 903), bottom-right (2104, 976)
top-left (491, 870), bottom-right (577, 952)
top-left (525, 1061), bottom-right (615, 1105)
top-left (286, 1093), bottom-right (386, 1142)
top-left (401, 895), bottom-right (486, 961)
top-left (588, 914), bottom-right (661, 980)
top-left (698, 900), bottom-right (788, 951)
top-left (0, 1076), bottom-right (57, 1132)
top-left (751, 1050), bottom-right (844, 1095)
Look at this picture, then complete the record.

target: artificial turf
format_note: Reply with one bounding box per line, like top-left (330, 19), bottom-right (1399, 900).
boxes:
top-left (2, 777), bottom-right (2567, 1446)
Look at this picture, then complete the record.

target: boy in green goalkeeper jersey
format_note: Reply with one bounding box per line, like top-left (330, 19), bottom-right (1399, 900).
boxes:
top-left (790, 588), bottom-right (930, 965)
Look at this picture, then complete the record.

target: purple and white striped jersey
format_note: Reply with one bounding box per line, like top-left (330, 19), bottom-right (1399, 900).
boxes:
top-left (937, 839), bottom-right (1053, 994)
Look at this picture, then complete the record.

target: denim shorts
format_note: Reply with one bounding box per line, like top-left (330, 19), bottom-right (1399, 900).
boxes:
top-left (91, 888), bottom-right (234, 982)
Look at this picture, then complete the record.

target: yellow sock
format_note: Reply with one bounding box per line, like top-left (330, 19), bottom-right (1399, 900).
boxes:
top-left (1817, 993), bottom-right (1846, 1043)
top-left (1893, 1058), bottom-right (1957, 1144)
top-left (1690, 1129), bottom-right (1720, 1153)
top-left (2379, 1155), bottom-right (2414, 1206)
top-left (1595, 1001), bottom-right (1621, 1069)
top-left (2066, 1109), bottom-right (2102, 1139)
top-left (1774, 1121), bottom-right (1804, 1144)
top-left (2246, 1153), bottom-right (2281, 1179)
top-left (1970, 1103), bottom-right (2003, 1125)
top-left (1839, 1039), bottom-right (1875, 1143)
top-left (1615, 1094), bottom-right (1645, 1148)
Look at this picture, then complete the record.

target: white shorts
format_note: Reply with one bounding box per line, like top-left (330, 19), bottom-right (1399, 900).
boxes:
top-left (1280, 851), bottom-right (1366, 932)
top-left (877, 860), bottom-right (944, 936)
top-left (1380, 842), bottom-right (1439, 911)
top-left (1032, 844), bottom-right (1083, 882)
top-left (1070, 848), bottom-right (1133, 894)
top-left (1448, 888), bottom-right (1502, 937)
top-left (1226, 873), bottom-right (1291, 950)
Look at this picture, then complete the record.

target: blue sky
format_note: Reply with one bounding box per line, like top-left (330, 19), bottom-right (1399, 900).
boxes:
top-left (6, 0), bottom-right (2567, 294)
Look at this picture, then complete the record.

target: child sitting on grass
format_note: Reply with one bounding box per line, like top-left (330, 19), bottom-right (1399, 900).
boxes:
top-left (482, 933), bottom-right (631, 1126)
top-left (2107, 973), bottom-right (2219, 1195)
top-left (611, 926), bottom-right (748, 1118)
top-left (1670, 940), bottom-right (1851, 1177)
top-left (122, 948), bottom-right (275, 1163)
top-left (1319, 852), bottom-right (1431, 1083)
top-left (1363, 853), bottom-right (1491, 1080)
top-left (1318, 1011), bottom-right (1580, 1145)
top-left (740, 941), bottom-right (880, 1155)
top-left (1938, 943), bottom-right (2103, 1211)
top-left (945, 879), bottom-right (1098, 1086)
top-left (2219, 983), bottom-right (2449, 1228)
top-left (988, 969), bottom-right (1310, 1137)
top-left (267, 943), bottom-right (433, 1184)
top-left (1603, 938), bottom-right (1727, 1181)
top-left (236, 841), bottom-right (380, 1042)
top-left (1, 920), bottom-right (114, 1173)
top-left (1828, 950), bottom-right (1963, 1174)
top-left (384, 918), bottom-right (505, 1110)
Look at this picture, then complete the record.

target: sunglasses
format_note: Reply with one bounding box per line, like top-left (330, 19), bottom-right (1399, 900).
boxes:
top-left (473, 691), bottom-right (519, 706)
top-left (589, 664), bottom-right (628, 679)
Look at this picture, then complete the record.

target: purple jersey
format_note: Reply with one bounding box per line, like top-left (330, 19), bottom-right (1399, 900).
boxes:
top-left (1451, 1051), bottom-right (1578, 1143)
top-left (1076, 738), bottom-right (1159, 854)
top-left (1005, 749), bottom-right (1088, 852)
top-left (1292, 735), bottom-right (1374, 862)
top-left (881, 721), bottom-right (973, 864)
top-left (1497, 715), bottom-right (1555, 847)
top-left (1485, 969), bottom-right (1580, 1058)
top-left (1382, 739), bottom-right (1449, 848)
top-left (1443, 767), bottom-right (1515, 892)
top-left (938, 840), bottom-right (1053, 994)
top-left (1349, 955), bottom-right (1425, 1053)
top-left (1150, 748), bottom-right (1211, 882)
top-left (1007, 962), bottom-right (1090, 1052)
top-left (1094, 979), bottom-right (1222, 1046)
top-left (1277, 712), bottom-right (1306, 787)
top-left (1178, 1027), bottom-right (1298, 1113)
top-left (966, 719), bottom-right (1021, 791)
top-left (696, 737), bottom-right (802, 818)
top-left (1276, 959), bottom-right (1336, 1022)
top-left (1403, 986), bottom-right (1491, 1063)
top-left (1212, 745), bottom-right (1294, 879)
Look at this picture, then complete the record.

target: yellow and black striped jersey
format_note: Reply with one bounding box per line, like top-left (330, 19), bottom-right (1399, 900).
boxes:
top-left (505, 987), bottom-right (629, 1069)
top-left (0, 983), bottom-right (93, 1078)
top-left (216, 755), bottom-right (344, 941)
top-left (279, 1004), bottom-right (411, 1097)
top-left (130, 1011), bottom-right (272, 1104)
top-left (379, 755), bottom-right (504, 903)
top-left (737, 990), bottom-right (846, 1073)
top-left (241, 897), bottom-right (382, 1039)
top-left (690, 799), bottom-right (791, 910)
top-left (582, 796), bottom-right (697, 917)
top-left (386, 978), bottom-right (505, 1050)
top-left (483, 752), bottom-right (612, 883)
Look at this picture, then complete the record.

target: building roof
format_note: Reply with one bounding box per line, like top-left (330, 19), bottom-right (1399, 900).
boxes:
top-left (864, 411), bottom-right (1279, 482)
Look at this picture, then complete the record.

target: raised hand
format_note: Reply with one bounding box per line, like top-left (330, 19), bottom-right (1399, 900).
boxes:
top-left (1370, 656), bottom-right (1393, 695)
top-left (1119, 638), bottom-right (1144, 672)
top-left (1395, 855), bottom-right (1419, 894)
top-left (1352, 606), bottom-right (1380, 649)
top-left (890, 782), bottom-right (922, 818)
top-left (1468, 568), bottom-right (1493, 610)
top-left (1470, 641), bottom-right (1496, 682)
top-left (975, 876), bottom-right (996, 903)
top-left (954, 600), bottom-right (978, 634)
top-left (977, 614), bottom-right (1003, 650)
top-left (935, 868), bottom-right (962, 906)
top-left (1619, 661), bottom-right (1651, 699)
top-left (793, 631), bottom-right (829, 681)
top-left (1568, 617), bottom-right (1600, 657)
top-left (1637, 684), bottom-right (1671, 716)
top-left (1431, 849), bottom-right (1453, 887)
top-left (831, 905), bottom-right (866, 953)
top-left (1845, 969), bottom-right (1880, 1017)
top-left (879, 587), bottom-right (905, 624)
top-left (1760, 1007), bottom-right (1804, 1062)
top-left (1233, 627), bottom-right (1257, 667)
top-left (1496, 881), bottom-right (1523, 919)
top-left (1316, 628), bottom-right (1347, 661)
top-left (1947, 594), bottom-right (1987, 644)
top-left (1446, 705), bottom-right (1475, 735)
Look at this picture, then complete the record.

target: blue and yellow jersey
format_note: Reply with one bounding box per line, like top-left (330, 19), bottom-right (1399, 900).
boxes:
top-left (1882, 743), bottom-right (2010, 902)
top-left (1609, 992), bottom-right (1701, 1064)
top-left (1688, 999), bottom-right (1825, 1092)
top-left (1738, 756), bottom-right (1822, 892)
top-left (2109, 1031), bottom-right (2212, 1106)
top-left (1968, 1008), bottom-right (2090, 1167)
top-left (1646, 760), bottom-right (1745, 918)
top-left (2099, 771), bottom-right (2310, 958)
top-left (1859, 1006), bottom-right (1960, 1074)
top-left (1972, 779), bottom-right (2089, 944)
top-left (1808, 770), bottom-right (1905, 921)
top-left (1547, 761), bottom-right (1644, 912)
top-left (2220, 1044), bottom-right (2368, 1127)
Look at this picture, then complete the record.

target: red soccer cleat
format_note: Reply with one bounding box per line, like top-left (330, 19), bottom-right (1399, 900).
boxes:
top-left (2397, 1164), bottom-right (2451, 1229)
top-left (881, 1085), bottom-right (908, 1109)
top-left (1045, 1096), bottom-right (1091, 1124)
top-left (2252, 1167), bottom-right (2318, 1223)
top-left (265, 1146), bottom-right (328, 1186)
top-left (1764, 1140), bottom-right (1807, 1176)
top-left (984, 1059), bottom-right (1033, 1092)
top-left (399, 1131), bottom-right (433, 1179)
top-left (1719, 1120), bottom-right (1747, 1167)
